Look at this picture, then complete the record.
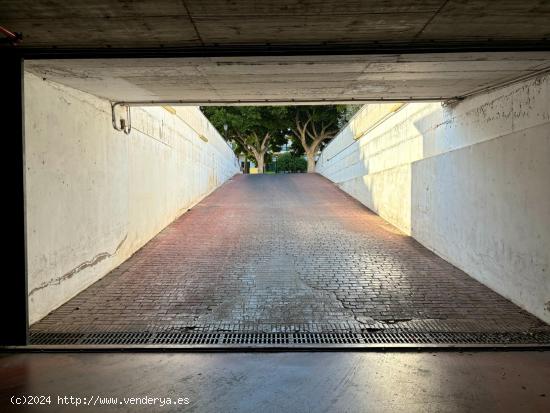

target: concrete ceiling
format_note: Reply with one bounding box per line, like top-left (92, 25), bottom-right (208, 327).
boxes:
top-left (4, 1), bottom-right (550, 103)
top-left (25, 53), bottom-right (550, 103)
top-left (1, 0), bottom-right (550, 48)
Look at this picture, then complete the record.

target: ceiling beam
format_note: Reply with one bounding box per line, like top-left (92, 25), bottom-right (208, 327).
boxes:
top-left (10, 40), bottom-right (550, 60)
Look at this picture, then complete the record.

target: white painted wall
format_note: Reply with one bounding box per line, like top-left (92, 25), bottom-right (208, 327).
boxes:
top-left (317, 73), bottom-right (550, 323)
top-left (25, 72), bottom-right (239, 324)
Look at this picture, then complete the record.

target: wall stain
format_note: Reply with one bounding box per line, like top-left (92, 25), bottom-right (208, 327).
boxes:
top-left (29, 234), bottom-right (128, 296)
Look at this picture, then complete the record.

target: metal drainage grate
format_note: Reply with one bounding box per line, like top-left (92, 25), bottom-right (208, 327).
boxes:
top-left (80, 332), bottom-right (150, 345)
top-left (151, 332), bottom-right (221, 345)
top-left (29, 331), bottom-right (550, 347)
top-left (293, 332), bottom-right (363, 344)
top-left (222, 333), bottom-right (290, 345)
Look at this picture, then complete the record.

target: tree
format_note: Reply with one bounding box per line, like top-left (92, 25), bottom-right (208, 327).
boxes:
top-left (201, 106), bottom-right (288, 173)
top-left (275, 152), bottom-right (307, 173)
top-left (286, 106), bottom-right (347, 173)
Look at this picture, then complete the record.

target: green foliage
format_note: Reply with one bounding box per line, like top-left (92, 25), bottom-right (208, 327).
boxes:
top-left (339, 105), bottom-right (362, 128)
top-left (285, 105), bottom-right (349, 156)
top-left (201, 105), bottom-right (363, 171)
top-left (275, 152), bottom-right (307, 173)
top-left (201, 106), bottom-right (289, 157)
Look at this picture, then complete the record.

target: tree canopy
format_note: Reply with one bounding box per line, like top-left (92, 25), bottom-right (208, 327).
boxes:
top-left (201, 106), bottom-right (289, 172)
top-left (201, 104), bottom-right (361, 173)
top-left (285, 105), bottom-right (352, 171)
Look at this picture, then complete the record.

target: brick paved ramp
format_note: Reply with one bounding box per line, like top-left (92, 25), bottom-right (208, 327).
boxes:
top-left (32, 174), bottom-right (549, 335)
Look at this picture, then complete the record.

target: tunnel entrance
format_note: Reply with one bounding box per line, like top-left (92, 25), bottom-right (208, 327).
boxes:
top-left (19, 52), bottom-right (550, 348)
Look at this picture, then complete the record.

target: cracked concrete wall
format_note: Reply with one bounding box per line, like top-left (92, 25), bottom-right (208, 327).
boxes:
top-left (317, 73), bottom-right (550, 323)
top-left (25, 72), bottom-right (240, 324)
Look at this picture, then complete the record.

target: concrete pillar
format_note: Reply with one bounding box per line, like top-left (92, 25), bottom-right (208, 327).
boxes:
top-left (0, 52), bottom-right (28, 346)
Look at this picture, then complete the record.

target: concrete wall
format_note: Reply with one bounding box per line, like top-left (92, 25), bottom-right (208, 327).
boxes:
top-left (317, 73), bottom-right (550, 323)
top-left (25, 72), bottom-right (239, 324)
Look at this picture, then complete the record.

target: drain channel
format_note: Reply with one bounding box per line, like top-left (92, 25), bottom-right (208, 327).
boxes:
top-left (29, 331), bottom-right (550, 346)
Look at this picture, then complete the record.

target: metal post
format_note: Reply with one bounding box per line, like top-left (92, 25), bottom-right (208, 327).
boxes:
top-left (0, 51), bottom-right (28, 346)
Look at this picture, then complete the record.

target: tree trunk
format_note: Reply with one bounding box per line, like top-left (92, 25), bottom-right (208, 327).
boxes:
top-left (256, 154), bottom-right (265, 174)
top-left (306, 150), bottom-right (316, 173)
